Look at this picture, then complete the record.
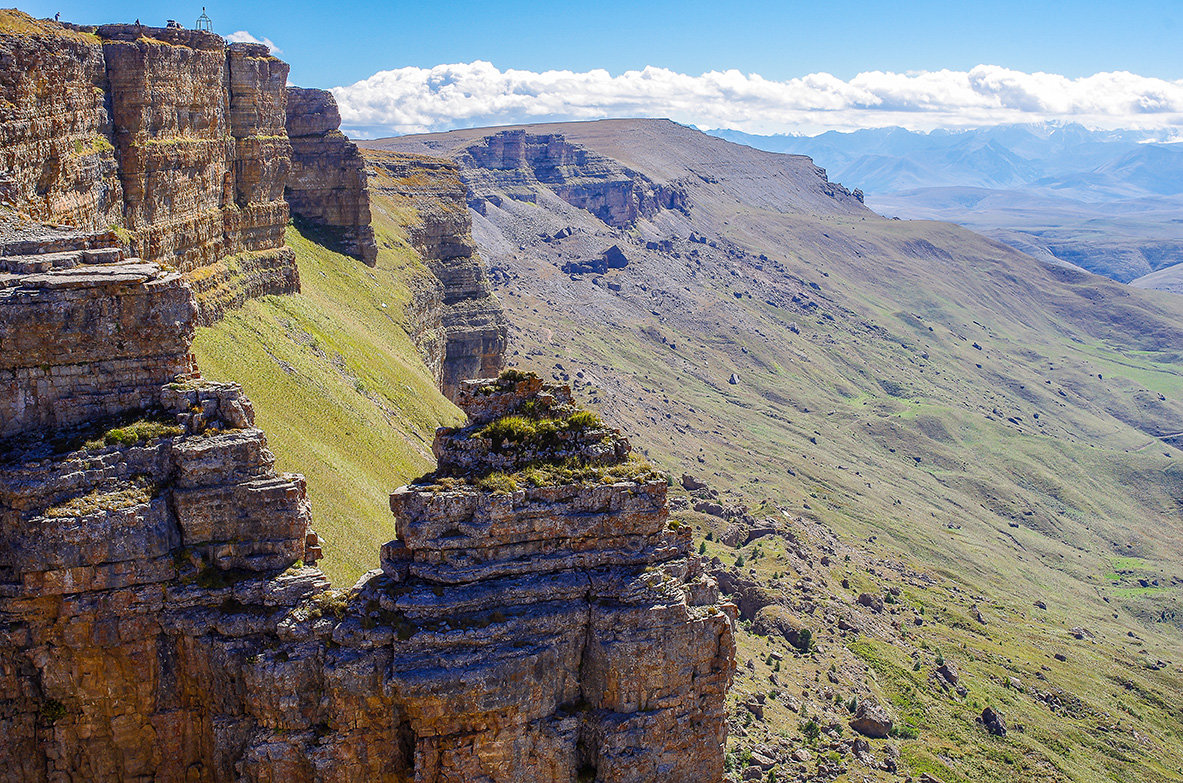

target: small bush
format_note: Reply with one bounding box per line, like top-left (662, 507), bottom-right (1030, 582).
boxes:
top-left (40, 699), bottom-right (68, 724)
top-left (890, 725), bottom-right (919, 739)
top-left (567, 410), bottom-right (602, 429)
top-left (479, 415), bottom-right (537, 445)
top-left (498, 368), bottom-right (533, 383)
top-left (84, 418), bottom-right (182, 450)
top-left (476, 472), bottom-right (518, 494)
top-left (801, 718), bottom-right (821, 742)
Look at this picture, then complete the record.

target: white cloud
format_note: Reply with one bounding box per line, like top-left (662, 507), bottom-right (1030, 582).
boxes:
top-left (225, 30), bottom-right (281, 54)
top-left (330, 62), bottom-right (1183, 137)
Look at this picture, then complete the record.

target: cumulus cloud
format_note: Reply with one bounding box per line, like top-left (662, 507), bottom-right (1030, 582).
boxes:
top-left (225, 30), bottom-right (281, 54)
top-left (331, 62), bottom-right (1183, 137)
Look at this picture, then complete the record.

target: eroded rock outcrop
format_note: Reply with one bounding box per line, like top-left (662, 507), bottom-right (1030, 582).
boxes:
top-left (0, 228), bottom-right (732, 780)
top-left (459, 130), bottom-right (688, 228)
top-left (365, 150), bottom-right (508, 399)
top-left (0, 226), bottom-right (194, 440)
top-left (285, 87), bottom-right (378, 265)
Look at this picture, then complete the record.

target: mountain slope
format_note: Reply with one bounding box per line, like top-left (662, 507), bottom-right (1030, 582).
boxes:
top-left (366, 119), bottom-right (1183, 782)
top-left (711, 125), bottom-right (1183, 287)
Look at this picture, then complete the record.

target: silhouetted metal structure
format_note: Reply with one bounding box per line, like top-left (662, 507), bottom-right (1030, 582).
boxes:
top-left (195, 7), bottom-right (212, 31)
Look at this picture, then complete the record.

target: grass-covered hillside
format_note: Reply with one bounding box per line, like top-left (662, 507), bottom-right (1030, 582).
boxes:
top-left (192, 222), bottom-right (462, 585)
top-left (373, 119), bottom-right (1183, 782)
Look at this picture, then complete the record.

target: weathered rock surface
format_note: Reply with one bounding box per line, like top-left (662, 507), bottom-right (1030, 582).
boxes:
top-left (849, 699), bottom-right (894, 739)
top-left (457, 130), bottom-right (687, 227)
top-left (365, 150), bottom-right (508, 399)
top-left (0, 13), bottom-right (313, 324)
top-left (0, 231), bottom-right (194, 439)
top-left (285, 87), bottom-right (378, 265)
top-left (0, 14), bottom-right (123, 227)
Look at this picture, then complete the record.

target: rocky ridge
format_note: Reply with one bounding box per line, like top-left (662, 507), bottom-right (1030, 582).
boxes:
top-left (456, 129), bottom-right (688, 227)
top-left (0, 12), bottom-right (377, 325)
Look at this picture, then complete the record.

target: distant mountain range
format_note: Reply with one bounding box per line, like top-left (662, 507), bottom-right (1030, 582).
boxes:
top-left (709, 124), bottom-right (1183, 286)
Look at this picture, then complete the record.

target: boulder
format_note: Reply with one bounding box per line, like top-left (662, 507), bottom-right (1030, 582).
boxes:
top-left (849, 700), bottom-right (894, 739)
top-left (981, 706), bottom-right (1007, 736)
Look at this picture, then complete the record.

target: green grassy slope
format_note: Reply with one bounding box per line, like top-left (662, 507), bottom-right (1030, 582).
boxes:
top-left (192, 224), bottom-right (462, 585)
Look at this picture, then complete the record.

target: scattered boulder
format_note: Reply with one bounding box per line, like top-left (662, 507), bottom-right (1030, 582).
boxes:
top-left (849, 700), bottom-right (893, 739)
top-left (681, 473), bottom-right (708, 491)
top-left (729, 372), bottom-right (740, 385)
top-left (752, 605), bottom-right (808, 650)
top-left (792, 748), bottom-right (812, 763)
top-left (981, 706), bottom-right (1007, 737)
top-left (602, 244), bottom-right (629, 269)
top-left (857, 593), bottom-right (885, 613)
top-left (936, 662), bottom-right (959, 686)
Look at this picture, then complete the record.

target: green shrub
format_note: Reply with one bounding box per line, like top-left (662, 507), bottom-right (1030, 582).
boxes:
top-left (40, 699), bottom-right (67, 724)
top-left (479, 415), bottom-right (537, 445)
top-left (498, 368), bottom-right (533, 383)
top-left (476, 472), bottom-right (518, 494)
top-left (567, 410), bottom-right (602, 429)
top-left (84, 418), bottom-right (182, 450)
top-left (801, 718), bottom-right (821, 742)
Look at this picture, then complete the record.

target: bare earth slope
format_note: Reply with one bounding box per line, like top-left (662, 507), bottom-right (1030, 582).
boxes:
top-left (366, 119), bottom-right (1183, 783)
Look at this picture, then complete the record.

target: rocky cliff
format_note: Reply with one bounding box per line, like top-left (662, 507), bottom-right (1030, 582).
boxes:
top-left (285, 87), bottom-right (378, 265)
top-left (0, 198), bottom-right (732, 779)
top-left (0, 223), bottom-right (194, 440)
top-left (0, 12), bottom-right (389, 325)
top-left (365, 149), bottom-right (509, 399)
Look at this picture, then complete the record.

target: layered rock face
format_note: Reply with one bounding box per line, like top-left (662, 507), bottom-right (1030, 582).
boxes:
top-left (459, 130), bottom-right (688, 227)
top-left (0, 226), bottom-right (195, 440)
top-left (366, 150), bottom-right (508, 399)
top-left (0, 13), bottom-right (303, 324)
top-left (379, 373), bottom-right (736, 780)
top-left (285, 87), bottom-right (378, 265)
top-left (0, 15), bottom-right (123, 227)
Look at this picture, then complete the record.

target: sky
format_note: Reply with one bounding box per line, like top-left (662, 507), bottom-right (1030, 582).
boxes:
top-left (22, 0), bottom-right (1183, 137)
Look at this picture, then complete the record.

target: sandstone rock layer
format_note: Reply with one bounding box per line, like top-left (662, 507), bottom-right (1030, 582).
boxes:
top-left (0, 13), bottom-right (317, 324)
top-left (0, 219), bottom-right (732, 780)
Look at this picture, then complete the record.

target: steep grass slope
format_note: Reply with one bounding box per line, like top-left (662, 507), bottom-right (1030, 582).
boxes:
top-left (192, 222), bottom-right (462, 585)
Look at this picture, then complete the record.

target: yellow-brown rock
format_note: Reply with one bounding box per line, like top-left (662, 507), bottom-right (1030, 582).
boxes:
top-left (0, 12), bottom-right (301, 325)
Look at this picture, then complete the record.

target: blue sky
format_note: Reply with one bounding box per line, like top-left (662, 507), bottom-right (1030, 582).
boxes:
top-left (21, 1), bottom-right (1183, 136)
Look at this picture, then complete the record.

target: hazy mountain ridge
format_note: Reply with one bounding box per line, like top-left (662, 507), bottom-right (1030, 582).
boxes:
top-left (710, 124), bottom-right (1183, 285)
